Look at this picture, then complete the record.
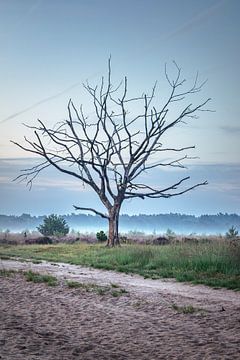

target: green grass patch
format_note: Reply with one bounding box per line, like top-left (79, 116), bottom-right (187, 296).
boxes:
top-left (110, 283), bottom-right (120, 288)
top-left (23, 270), bottom-right (58, 286)
top-left (111, 288), bottom-right (128, 297)
top-left (65, 280), bottom-right (127, 296)
top-left (66, 280), bottom-right (86, 289)
top-left (66, 280), bottom-right (101, 292)
top-left (0, 241), bottom-right (240, 290)
top-left (171, 304), bottom-right (197, 314)
top-left (31, 259), bottom-right (43, 264)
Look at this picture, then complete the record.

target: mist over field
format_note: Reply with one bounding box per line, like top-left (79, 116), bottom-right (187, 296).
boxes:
top-left (1, 213), bottom-right (239, 235)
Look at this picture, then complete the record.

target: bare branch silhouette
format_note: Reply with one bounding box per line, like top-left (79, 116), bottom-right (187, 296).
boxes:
top-left (12, 60), bottom-right (210, 246)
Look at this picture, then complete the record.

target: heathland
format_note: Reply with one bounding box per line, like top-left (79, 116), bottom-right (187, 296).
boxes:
top-left (1, 233), bottom-right (239, 290)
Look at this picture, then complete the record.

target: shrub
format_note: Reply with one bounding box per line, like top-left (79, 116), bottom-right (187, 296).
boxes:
top-left (37, 214), bottom-right (69, 237)
top-left (226, 226), bottom-right (238, 239)
top-left (120, 236), bottom-right (130, 244)
top-left (152, 236), bottom-right (170, 245)
top-left (166, 228), bottom-right (176, 241)
top-left (36, 236), bottom-right (53, 244)
top-left (96, 230), bottom-right (107, 242)
top-left (4, 229), bottom-right (10, 240)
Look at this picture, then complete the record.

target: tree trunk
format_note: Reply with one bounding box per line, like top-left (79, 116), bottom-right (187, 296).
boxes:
top-left (107, 206), bottom-right (121, 247)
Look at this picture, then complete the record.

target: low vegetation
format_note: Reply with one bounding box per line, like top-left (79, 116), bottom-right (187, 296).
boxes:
top-left (0, 236), bottom-right (239, 290)
top-left (226, 225), bottom-right (238, 239)
top-left (66, 280), bottom-right (127, 297)
top-left (96, 230), bottom-right (108, 242)
top-left (0, 269), bottom-right (16, 277)
top-left (171, 304), bottom-right (198, 314)
top-left (0, 267), bottom-right (128, 296)
top-left (23, 270), bottom-right (58, 286)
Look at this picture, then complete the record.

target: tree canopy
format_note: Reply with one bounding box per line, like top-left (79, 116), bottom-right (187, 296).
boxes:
top-left (37, 214), bottom-right (69, 237)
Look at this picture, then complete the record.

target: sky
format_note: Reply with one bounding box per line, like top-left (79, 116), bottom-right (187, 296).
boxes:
top-left (0, 0), bottom-right (239, 216)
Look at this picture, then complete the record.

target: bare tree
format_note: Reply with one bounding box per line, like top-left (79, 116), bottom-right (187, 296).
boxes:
top-left (12, 60), bottom-right (210, 246)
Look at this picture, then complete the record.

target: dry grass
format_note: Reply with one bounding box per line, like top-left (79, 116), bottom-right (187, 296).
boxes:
top-left (0, 231), bottom-right (97, 245)
top-left (0, 230), bottom-right (232, 247)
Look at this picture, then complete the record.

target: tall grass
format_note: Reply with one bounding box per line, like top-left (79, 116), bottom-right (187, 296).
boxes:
top-left (0, 240), bottom-right (239, 290)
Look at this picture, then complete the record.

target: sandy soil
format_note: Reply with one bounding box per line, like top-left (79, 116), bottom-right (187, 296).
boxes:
top-left (0, 259), bottom-right (240, 359)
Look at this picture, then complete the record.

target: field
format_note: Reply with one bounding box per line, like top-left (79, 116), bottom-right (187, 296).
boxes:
top-left (0, 236), bottom-right (239, 290)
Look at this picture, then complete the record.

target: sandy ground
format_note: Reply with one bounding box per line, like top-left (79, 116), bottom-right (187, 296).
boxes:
top-left (0, 260), bottom-right (240, 359)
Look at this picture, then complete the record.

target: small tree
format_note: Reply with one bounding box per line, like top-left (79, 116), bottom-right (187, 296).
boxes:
top-left (4, 229), bottom-right (10, 240)
top-left (226, 226), bottom-right (238, 239)
top-left (37, 214), bottom-right (69, 237)
top-left (13, 60), bottom-right (210, 246)
top-left (166, 228), bottom-right (176, 241)
top-left (96, 230), bottom-right (108, 242)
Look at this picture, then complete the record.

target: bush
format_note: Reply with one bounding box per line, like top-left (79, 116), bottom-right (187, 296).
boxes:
top-left (226, 226), bottom-right (238, 239)
top-left (152, 236), bottom-right (170, 245)
top-left (165, 228), bottom-right (176, 241)
top-left (36, 236), bottom-right (53, 244)
top-left (37, 214), bottom-right (69, 237)
top-left (96, 230), bottom-right (107, 242)
top-left (120, 236), bottom-right (131, 244)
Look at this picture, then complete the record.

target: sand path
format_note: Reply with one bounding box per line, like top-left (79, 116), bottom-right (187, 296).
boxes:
top-left (0, 259), bottom-right (240, 359)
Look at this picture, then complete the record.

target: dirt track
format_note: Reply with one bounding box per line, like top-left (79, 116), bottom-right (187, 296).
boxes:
top-left (1, 259), bottom-right (240, 359)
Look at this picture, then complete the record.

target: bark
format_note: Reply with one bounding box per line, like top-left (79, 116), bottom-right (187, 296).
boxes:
top-left (107, 205), bottom-right (121, 247)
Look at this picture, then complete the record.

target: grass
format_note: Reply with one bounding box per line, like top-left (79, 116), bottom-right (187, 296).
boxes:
top-left (0, 267), bottom-right (127, 296)
top-left (111, 288), bottom-right (128, 297)
top-left (23, 270), bottom-right (58, 286)
top-left (66, 280), bottom-right (127, 297)
top-left (0, 240), bottom-right (239, 290)
top-left (66, 280), bottom-right (86, 288)
top-left (66, 280), bottom-right (102, 292)
top-left (31, 259), bottom-right (43, 264)
top-left (171, 304), bottom-right (197, 314)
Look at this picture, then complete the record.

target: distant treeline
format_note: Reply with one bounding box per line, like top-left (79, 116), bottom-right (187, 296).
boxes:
top-left (0, 213), bottom-right (239, 234)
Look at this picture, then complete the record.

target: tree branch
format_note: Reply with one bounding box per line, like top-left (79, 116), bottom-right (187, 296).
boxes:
top-left (12, 59), bottom-right (211, 223)
top-left (73, 206), bottom-right (109, 219)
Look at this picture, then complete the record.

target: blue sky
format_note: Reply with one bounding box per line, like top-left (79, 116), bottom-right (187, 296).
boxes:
top-left (0, 0), bottom-right (239, 215)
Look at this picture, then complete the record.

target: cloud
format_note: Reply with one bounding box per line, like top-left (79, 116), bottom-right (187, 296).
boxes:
top-left (0, 157), bottom-right (38, 165)
top-left (220, 126), bottom-right (240, 134)
top-left (1, 158), bottom-right (239, 215)
top-left (0, 157), bottom-right (91, 192)
top-left (0, 176), bottom-right (9, 183)
top-left (33, 178), bottom-right (90, 192)
top-left (203, 181), bottom-right (240, 193)
top-left (0, 169), bottom-right (85, 190)
top-left (1, 157), bottom-right (240, 194)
